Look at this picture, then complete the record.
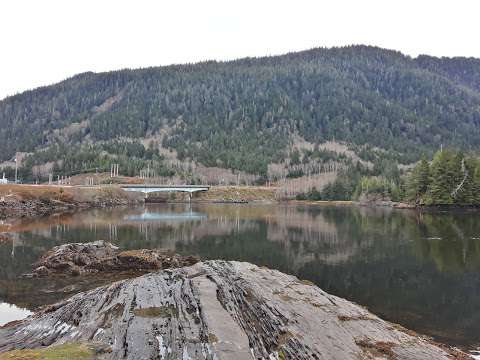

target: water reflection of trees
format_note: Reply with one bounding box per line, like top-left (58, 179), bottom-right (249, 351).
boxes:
top-left (409, 211), bottom-right (480, 272)
top-left (5, 205), bottom-right (480, 278)
top-left (3, 205), bottom-right (480, 347)
top-left (4, 205), bottom-right (480, 278)
top-left (296, 208), bottom-right (480, 349)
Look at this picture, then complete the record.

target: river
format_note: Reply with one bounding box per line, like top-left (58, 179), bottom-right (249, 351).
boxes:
top-left (1, 203), bottom-right (480, 351)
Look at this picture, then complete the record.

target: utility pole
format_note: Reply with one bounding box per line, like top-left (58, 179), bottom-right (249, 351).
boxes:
top-left (111, 163), bottom-right (119, 177)
top-left (14, 155), bottom-right (18, 183)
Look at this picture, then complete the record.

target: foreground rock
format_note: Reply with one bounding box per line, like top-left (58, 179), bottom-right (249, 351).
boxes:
top-left (26, 240), bottom-right (199, 277)
top-left (1, 261), bottom-right (470, 359)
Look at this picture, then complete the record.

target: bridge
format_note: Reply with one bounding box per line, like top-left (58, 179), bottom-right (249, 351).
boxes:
top-left (120, 184), bottom-right (210, 200)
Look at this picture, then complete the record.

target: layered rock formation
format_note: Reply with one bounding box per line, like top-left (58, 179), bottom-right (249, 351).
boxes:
top-left (0, 261), bottom-right (470, 359)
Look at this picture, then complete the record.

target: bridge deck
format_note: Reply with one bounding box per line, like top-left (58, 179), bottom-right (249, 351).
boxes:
top-left (120, 184), bottom-right (210, 189)
top-left (120, 184), bottom-right (210, 194)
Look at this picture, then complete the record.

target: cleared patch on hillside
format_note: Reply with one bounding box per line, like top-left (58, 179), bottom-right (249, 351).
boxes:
top-left (195, 186), bottom-right (277, 202)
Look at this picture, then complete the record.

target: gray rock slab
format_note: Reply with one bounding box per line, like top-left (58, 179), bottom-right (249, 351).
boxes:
top-left (0, 261), bottom-right (470, 359)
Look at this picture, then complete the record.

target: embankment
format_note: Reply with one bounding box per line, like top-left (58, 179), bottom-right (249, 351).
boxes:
top-left (0, 184), bottom-right (142, 220)
top-left (151, 185), bottom-right (280, 203)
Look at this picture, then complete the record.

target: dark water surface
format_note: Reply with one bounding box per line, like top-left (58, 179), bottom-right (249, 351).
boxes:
top-left (1, 203), bottom-right (480, 349)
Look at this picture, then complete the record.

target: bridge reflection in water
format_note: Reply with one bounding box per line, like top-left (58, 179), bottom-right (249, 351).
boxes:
top-left (124, 211), bottom-right (207, 222)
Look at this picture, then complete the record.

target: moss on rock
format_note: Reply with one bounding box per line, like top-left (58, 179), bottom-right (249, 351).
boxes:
top-left (0, 342), bottom-right (107, 360)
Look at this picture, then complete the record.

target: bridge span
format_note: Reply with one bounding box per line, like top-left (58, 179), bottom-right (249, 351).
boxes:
top-left (120, 184), bottom-right (210, 200)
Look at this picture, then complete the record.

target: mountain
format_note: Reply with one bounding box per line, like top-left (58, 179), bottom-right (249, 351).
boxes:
top-left (1, 45), bottom-right (480, 179)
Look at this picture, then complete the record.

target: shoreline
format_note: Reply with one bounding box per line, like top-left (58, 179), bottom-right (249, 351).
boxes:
top-left (2, 183), bottom-right (479, 225)
top-left (0, 184), bottom-right (143, 220)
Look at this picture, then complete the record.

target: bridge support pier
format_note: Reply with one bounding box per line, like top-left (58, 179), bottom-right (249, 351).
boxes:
top-left (188, 193), bottom-right (192, 203)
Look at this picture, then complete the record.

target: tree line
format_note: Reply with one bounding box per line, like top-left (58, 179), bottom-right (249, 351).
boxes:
top-left (406, 149), bottom-right (480, 205)
top-left (299, 148), bottom-right (480, 206)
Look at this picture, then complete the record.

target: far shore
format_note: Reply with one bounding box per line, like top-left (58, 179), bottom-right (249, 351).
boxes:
top-left (2, 183), bottom-right (478, 224)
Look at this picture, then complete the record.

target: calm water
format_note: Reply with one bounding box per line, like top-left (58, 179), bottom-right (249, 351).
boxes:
top-left (1, 203), bottom-right (480, 349)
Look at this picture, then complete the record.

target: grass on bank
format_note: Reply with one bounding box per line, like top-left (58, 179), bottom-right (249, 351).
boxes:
top-left (0, 343), bottom-right (97, 360)
top-left (0, 184), bottom-right (140, 204)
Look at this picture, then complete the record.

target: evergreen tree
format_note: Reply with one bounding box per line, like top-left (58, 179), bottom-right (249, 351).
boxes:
top-left (407, 156), bottom-right (430, 204)
top-left (406, 149), bottom-right (480, 206)
top-left (426, 150), bottom-right (456, 205)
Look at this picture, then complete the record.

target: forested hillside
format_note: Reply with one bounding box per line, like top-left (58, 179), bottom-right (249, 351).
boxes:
top-left (1, 45), bottom-right (480, 179)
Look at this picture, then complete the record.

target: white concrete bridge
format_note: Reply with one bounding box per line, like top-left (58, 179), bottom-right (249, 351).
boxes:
top-left (120, 184), bottom-right (210, 194)
top-left (120, 184), bottom-right (210, 200)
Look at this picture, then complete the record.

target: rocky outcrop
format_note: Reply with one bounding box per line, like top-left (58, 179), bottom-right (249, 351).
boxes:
top-left (0, 196), bottom-right (77, 219)
top-left (355, 193), bottom-right (416, 209)
top-left (1, 261), bottom-right (470, 359)
top-left (25, 240), bottom-right (199, 277)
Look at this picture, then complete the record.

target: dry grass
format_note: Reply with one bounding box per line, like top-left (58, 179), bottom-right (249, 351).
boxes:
top-left (0, 184), bottom-right (73, 201)
top-left (337, 314), bottom-right (372, 321)
top-left (68, 172), bottom-right (143, 186)
top-left (0, 184), bottom-right (140, 203)
top-left (355, 338), bottom-right (396, 359)
top-left (195, 186), bottom-right (278, 202)
top-left (0, 184), bottom-right (142, 222)
top-left (0, 343), bottom-right (98, 360)
top-left (274, 172), bottom-right (338, 199)
top-left (133, 305), bottom-right (178, 318)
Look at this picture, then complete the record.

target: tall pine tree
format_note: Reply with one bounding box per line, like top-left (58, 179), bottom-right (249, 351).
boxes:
top-left (407, 156), bottom-right (431, 204)
top-left (426, 149), bottom-right (455, 205)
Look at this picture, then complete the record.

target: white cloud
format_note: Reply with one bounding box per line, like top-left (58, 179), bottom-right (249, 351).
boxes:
top-left (0, 0), bottom-right (478, 99)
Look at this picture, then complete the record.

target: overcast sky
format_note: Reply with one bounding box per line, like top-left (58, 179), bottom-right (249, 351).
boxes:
top-left (1, 0), bottom-right (479, 100)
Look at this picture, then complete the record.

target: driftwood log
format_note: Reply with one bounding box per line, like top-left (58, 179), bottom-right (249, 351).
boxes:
top-left (0, 261), bottom-right (471, 359)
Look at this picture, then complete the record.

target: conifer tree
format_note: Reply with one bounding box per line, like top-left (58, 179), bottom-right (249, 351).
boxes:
top-left (426, 150), bottom-right (455, 205)
top-left (406, 156), bottom-right (430, 204)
